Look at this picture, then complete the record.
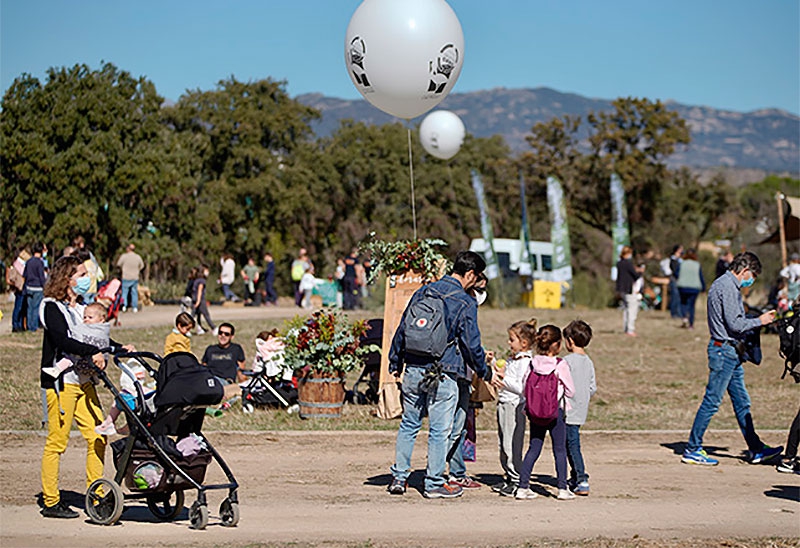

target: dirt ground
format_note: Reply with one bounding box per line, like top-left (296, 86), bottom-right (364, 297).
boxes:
top-left (1, 429), bottom-right (798, 547)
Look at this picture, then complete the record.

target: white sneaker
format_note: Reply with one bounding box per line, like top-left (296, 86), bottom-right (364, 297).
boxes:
top-left (515, 488), bottom-right (538, 500)
top-left (132, 307), bottom-right (138, 313)
top-left (557, 488), bottom-right (576, 500)
top-left (196, 327), bottom-right (206, 335)
top-left (95, 422), bottom-right (117, 436)
top-left (212, 326), bottom-right (219, 336)
top-left (122, 306), bottom-right (127, 312)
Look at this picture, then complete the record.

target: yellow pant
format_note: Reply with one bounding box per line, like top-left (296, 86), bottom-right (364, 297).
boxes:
top-left (41, 383), bottom-right (106, 507)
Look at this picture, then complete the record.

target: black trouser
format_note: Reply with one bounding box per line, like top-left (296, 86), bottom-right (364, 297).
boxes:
top-left (786, 407), bottom-right (800, 459)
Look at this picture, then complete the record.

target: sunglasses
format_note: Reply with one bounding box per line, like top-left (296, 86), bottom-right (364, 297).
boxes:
top-left (218, 331), bottom-right (233, 337)
top-left (473, 286), bottom-right (486, 294)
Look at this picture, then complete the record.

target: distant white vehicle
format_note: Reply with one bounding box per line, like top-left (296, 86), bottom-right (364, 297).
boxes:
top-left (469, 238), bottom-right (557, 281)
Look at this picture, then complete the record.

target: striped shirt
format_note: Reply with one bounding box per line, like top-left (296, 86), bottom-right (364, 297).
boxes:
top-left (706, 271), bottom-right (761, 342)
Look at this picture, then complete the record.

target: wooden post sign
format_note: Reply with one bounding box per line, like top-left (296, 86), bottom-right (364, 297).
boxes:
top-left (376, 271), bottom-right (424, 419)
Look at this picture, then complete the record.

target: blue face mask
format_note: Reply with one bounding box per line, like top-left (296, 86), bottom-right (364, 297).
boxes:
top-left (73, 276), bottom-right (91, 295)
top-left (740, 275), bottom-right (755, 288)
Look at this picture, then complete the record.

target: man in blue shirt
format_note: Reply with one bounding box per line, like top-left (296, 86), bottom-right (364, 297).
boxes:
top-left (387, 251), bottom-right (501, 499)
top-left (682, 252), bottom-right (782, 466)
top-left (23, 242), bottom-right (47, 332)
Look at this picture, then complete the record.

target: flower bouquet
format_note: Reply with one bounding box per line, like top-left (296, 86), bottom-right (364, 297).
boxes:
top-left (359, 233), bottom-right (449, 284)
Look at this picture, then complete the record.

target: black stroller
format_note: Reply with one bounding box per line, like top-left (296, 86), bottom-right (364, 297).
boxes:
top-left (86, 351), bottom-right (239, 530)
top-left (240, 369), bottom-right (299, 414)
top-left (349, 318), bottom-right (383, 405)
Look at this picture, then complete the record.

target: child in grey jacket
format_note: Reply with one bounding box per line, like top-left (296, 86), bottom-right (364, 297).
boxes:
top-left (563, 320), bottom-right (597, 496)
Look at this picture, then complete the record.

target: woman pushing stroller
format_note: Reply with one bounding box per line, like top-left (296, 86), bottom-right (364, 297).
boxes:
top-left (39, 255), bottom-right (135, 519)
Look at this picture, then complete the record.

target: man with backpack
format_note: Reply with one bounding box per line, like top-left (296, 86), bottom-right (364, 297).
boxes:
top-left (387, 251), bottom-right (502, 499)
top-left (682, 252), bottom-right (782, 466)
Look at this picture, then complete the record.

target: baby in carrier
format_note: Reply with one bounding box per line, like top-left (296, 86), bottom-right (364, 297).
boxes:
top-left (42, 302), bottom-right (110, 379)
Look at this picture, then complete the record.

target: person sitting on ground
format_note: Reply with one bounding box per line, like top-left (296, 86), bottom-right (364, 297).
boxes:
top-left (202, 322), bottom-right (246, 408)
top-left (164, 312), bottom-right (195, 356)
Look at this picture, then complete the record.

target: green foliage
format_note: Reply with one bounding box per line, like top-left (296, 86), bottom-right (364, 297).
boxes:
top-left (359, 234), bottom-right (449, 283)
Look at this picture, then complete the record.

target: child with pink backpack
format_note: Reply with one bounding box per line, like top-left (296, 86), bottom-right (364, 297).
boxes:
top-left (515, 324), bottom-right (575, 501)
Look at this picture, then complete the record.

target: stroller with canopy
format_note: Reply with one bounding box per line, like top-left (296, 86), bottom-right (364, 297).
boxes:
top-left (86, 351), bottom-right (239, 530)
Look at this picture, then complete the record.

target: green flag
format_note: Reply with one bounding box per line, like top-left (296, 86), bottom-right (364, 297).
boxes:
top-left (470, 170), bottom-right (500, 280)
top-left (546, 176), bottom-right (573, 282)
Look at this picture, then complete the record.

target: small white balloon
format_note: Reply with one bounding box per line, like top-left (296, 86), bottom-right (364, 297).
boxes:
top-left (419, 110), bottom-right (465, 160)
top-left (345, 0), bottom-right (464, 120)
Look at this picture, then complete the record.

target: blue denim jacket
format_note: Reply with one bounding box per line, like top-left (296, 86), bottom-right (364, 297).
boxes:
top-left (389, 275), bottom-right (490, 381)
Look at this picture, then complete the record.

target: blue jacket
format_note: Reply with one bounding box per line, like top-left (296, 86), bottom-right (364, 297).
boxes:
top-left (389, 275), bottom-right (490, 381)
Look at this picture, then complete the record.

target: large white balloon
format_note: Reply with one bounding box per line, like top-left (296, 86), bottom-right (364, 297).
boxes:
top-left (419, 110), bottom-right (465, 160)
top-left (345, 0), bottom-right (464, 120)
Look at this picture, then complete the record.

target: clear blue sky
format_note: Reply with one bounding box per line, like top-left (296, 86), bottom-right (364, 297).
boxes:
top-left (2, 0), bottom-right (798, 114)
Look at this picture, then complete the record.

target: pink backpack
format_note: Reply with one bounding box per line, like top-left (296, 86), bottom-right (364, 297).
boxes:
top-left (524, 358), bottom-right (562, 425)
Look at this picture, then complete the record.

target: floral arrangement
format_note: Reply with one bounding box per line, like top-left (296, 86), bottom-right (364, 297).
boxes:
top-left (281, 310), bottom-right (380, 378)
top-left (360, 233), bottom-right (450, 284)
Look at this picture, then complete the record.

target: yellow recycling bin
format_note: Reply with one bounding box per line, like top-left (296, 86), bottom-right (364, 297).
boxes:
top-left (532, 281), bottom-right (562, 309)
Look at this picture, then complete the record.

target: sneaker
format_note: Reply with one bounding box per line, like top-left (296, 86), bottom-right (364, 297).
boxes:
top-left (94, 421), bottom-right (117, 436)
top-left (122, 306), bottom-right (127, 313)
top-left (681, 448), bottom-right (719, 466)
top-left (387, 478), bottom-right (406, 495)
top-left (498, 483), bottom-right (517, 497)
top-left (196, 327), bottom-right (206, 336)
top-left (220, 402), bottom-right (232, 411)
top-left (573, 481), bottom-right (590, 496)
top-left (448, 476), bottom-right (481, 489)
top-left (515, 487), bottom-right (538, 500)
top-left (423, 484), bottom-right (463, 499)
top-left (212, 326), bottom-right (219, 336)
top-left (41, 501), bottom-right (79, 519)
top-left (491, 481), bottom-right (508, 493)
top-left (132, 307), bottom-right (138, 313)
top-left (749, 445), bottom-right (783, 464)
top-left (557, 488), bottom-right (576, 500)
top-left (776, 457), bottom-right (800, 474)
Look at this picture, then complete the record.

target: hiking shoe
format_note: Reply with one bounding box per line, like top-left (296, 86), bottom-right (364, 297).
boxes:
top-left (423, 484), bottom-right (463, 499)
top-left (573, 481), bottom-right (590, 496)
top-left (749, 445), bottom-right (783, 464)
top-left (498, 483), bottom-right (517, 497)
top-left (515, 487), bottom-right (538, 500)
top-left (387, 478), bottom-right (407, 495)
top-left (448, 476), bottom-right (481, 489)
top-left (557, 488), bottom-right (576, 500)
top-left (41, 501), bottom-right (79, 519)
top-left (776, 457), bottom-right (800, 474)
top-left (681, 448), bottom-right (719, 466)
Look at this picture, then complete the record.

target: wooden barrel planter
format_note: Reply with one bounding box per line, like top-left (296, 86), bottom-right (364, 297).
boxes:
top-left (297, 373), bottom-right (345, 419)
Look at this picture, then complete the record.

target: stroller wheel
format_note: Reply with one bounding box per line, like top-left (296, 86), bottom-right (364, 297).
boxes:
top-left (242, 402), bottom-right (255, 414)
top-left (219, 498), bottom-right (240, 527)
top-left (146, 490), bottom-right (185, 521)
top-left (85, 478), bottom-right (124, 526)
top-left (287, 404), bottom-right (300, 415)
top-left (189, 500), bottom-right (209, 530)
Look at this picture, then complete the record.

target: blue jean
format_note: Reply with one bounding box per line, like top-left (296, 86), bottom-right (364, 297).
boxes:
top-left (446, 378), bottom-right (471, 479)
top-left (12, 291), bottom-right (26, 330)
top-left (519, 409), bottom-right (568, 490)
top-left (669, 281), bottom-right (682, 318)
top-left (26, 288), bottom-right (43, 331)
top-left (687, 342), bottom-right (764, 453)
top-left (221, 283), bottom-right (238, 301)
top-left (679, 287), bottom-right (700, 327)
top-left (566, 424), bottom-right (588, 484)
top-left (391, 366), bottom-right (459, 492)
top-left (121, 279), bottom-right (138, 309)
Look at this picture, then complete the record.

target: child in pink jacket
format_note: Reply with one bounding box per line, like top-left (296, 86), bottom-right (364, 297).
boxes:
top-left (515, 324), bottom-right (575, 501)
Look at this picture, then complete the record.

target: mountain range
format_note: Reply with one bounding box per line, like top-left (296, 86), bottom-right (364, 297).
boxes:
top-left (297, 87), bottom-right (800, 175)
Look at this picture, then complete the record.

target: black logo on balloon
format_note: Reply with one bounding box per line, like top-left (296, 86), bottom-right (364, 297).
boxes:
top-left (348, 37), bottom-right (371, 88)
top-left (428, 44), bottom-right (459, 94)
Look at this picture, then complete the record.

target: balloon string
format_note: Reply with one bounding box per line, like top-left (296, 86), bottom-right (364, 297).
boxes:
top-left (407, 128), bottom-right (417, 240)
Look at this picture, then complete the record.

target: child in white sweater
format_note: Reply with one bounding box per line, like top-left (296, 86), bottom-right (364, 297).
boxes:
top-left (493, 318), bottom-right (538, 497)
top-left (563, 319), bottom-right (596, 496)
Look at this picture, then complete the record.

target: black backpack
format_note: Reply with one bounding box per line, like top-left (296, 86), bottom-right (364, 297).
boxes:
top-left (777, 312), bottom-right (800, 383)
